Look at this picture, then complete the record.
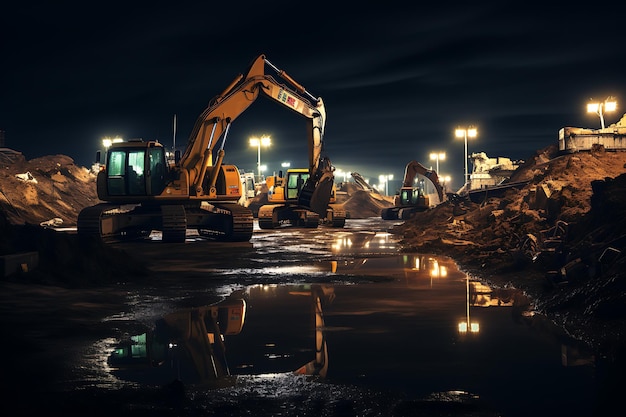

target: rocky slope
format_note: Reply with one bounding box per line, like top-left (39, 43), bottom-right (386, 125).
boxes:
top-left (0, 152), bottom-right (100, 227)
top-left (395, 144), bottom-right (626, 355)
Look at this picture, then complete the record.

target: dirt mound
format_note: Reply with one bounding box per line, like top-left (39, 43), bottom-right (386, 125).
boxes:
top-left (396, 145), bottom-right (626, 351)
top-left (0, 152), bottom-right (100, 227)
top-left (342, 189), bottom-right (393, 218)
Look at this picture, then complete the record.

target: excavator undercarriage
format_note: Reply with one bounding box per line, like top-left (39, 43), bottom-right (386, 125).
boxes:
top-left (78, 201), bottom-right (253, 243)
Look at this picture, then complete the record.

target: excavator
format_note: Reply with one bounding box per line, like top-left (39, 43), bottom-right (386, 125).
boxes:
top-left (381, 160), bottom-right (445, 220)
top-left (78, 54), bottom-right (336, 242)
top-left (258, 163), bottom-right (346, 229)
top-left (253, 86), bottom-right (345, 228)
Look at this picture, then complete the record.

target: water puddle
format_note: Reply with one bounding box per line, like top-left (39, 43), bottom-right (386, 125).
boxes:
top-left (102, 254), bottom-right (597, 417)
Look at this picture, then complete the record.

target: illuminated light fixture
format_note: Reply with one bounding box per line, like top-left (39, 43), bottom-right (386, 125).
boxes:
top-left (249, 135), bottom-right (271, 181)
top-left (429, 152), bottom-right (446, 173)
top-left (587, 96), bottom-right (617, 129)
top-left (455, 127), bottom-right (478, 189)
top-left (102, 136), bottom-right (123, 150)
top-left (378, 174), bottom-right (394, 196)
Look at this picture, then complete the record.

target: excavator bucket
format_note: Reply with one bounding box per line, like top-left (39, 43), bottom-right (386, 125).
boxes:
top-left (298, 177), bottom-right (333, 216)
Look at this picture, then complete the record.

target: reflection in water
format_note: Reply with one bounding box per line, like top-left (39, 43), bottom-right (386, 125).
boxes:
top-left (459, 276), bottom-right (480, 334)
top-left (103, 252), bottom-right (598, 417)
top-left (330, 231), bottom-right (396, 254)
top-left (109, 294), bottom-right (247, 386)
top-left (108, 285), bottom-right (333, 386)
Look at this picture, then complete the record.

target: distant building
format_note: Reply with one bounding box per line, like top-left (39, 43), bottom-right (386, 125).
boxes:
top-left (559, 113), bottom-right (626, 153)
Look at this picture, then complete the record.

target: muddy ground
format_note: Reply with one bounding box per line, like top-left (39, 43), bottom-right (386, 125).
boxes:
top-left (0, 145), bottom-right (625, 364)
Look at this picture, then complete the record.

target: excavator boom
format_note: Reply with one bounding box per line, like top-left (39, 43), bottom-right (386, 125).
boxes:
top-left (181, 55), bottom-right (326, 194)
top-left (402, 160), bottom-right (444, 202)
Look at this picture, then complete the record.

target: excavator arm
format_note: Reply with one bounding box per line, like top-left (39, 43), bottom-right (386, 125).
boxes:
top-left (179, 54), bottom-right (327, 197)
top-left (402, 160), bottom-right (444, 203)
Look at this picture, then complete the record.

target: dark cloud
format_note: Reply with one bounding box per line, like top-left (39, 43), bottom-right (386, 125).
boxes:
top-left (1, 2), bottom-right (624, 191)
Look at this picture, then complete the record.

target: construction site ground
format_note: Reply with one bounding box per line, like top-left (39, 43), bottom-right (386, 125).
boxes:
top-left (0, 145), bottom-right (625, 365)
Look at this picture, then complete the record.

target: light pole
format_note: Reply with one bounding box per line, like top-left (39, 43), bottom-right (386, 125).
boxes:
top-left (249, 135), bottom-right (271, 181)
top-left (429, 152), bottom-right (446, 173)
top-left (455, 127), bottom-right (477, 188)
top-left (378, 174), bottom-right (394, 196)
top-left (440, 175), bottom-right (451, 193)
top-left (587, 96), bottom-right (617, 129)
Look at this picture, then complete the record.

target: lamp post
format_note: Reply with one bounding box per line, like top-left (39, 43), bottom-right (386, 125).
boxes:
top-left (455, 127), bottom-right (477, 188)
top-left (249, 135), bottom-right (271, 181)
top-left (440, 175), bottom-right (451, 193)
top-left (429, 152), bottom-right (446, 173)
top-left (378, 174), bottom-right (394, 196)
top-left (587, 96), bottom-right (617, 129)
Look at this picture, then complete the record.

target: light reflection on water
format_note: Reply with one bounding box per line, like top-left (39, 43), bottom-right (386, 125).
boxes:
top-left (93, 220), bottom-right (598, 416)
top-left (104, 254), bottom-right (595, 417)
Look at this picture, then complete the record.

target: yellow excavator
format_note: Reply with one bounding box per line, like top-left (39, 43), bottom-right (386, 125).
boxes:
top-left (78, 54), bottom-right (337, 242)
top-left (381, 160), bottom-right (445, 220)
top-left (258, 163), bottom-right (346, 229)
top-left (254, 77), bottom-right (345, 229)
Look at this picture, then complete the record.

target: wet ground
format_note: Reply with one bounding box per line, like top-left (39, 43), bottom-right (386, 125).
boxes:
top-left (0, 218), bottom-right (605, 416)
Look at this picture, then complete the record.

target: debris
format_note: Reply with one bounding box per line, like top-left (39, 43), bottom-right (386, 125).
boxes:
top-left (15, 171), bottom-right (37, 183)
top-left (40, 218), bottom-right (64, 228)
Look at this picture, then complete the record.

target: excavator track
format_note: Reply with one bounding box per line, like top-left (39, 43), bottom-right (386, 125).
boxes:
top-left (258, 205), bottom-right (320, 229)
top-left (161, 205), bottom-right (187, 243)
top-left (78, 202), bottom-right (253, 243)
top-left (196, 203), bottom-right (253, 242)
top-left (223, 203), bottom-right (254, 242)
top-left (77, 203), bottom-right (127, 241)
top-left (325, 204), bottom-right (346, 228)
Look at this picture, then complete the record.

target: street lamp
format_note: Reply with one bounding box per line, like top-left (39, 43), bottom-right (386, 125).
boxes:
top-left (378, 174), bottom-right (394, 196)
top-left (440, 175), bottom-right (451, 193)
top-left (455, 127), bottom-right (477, 188)
top-left (587, 96), bottom-right (617, 129)
top-left (249, 135), bottom-right (271, 181)
top-left (429, 152), bottom-right (446, 173)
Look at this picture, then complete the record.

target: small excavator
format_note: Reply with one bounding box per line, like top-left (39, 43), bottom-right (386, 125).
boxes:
top-left (381, 160), bottom-right (445, 220)
top-left (258, 161), bottom-right (347, 229)
top-left (78, 54), bottom-right (340, 242)
top-left (255, 88), bottom-right (346, 228)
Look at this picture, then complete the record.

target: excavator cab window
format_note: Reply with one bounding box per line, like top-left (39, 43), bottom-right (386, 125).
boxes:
top-left (106, 149), bottom-right (147, 196)
top-left (287, 172), bottom-right (309, 199)
top-left (399, 189), bottom-right (411, 206)
top-left (127, 150), bottom-right (146, 195)
top-left (148, 148), bottom-right (167, 195)
top-left (106, 150), bottom-right (127, 196)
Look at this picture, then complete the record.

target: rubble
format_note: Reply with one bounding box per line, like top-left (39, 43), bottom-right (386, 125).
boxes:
top-left (395, 144), bottom-right (626, 352)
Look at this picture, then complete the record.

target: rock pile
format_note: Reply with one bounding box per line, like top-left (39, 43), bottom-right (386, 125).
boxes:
top-left (396, 144), bottom-right (626, 352)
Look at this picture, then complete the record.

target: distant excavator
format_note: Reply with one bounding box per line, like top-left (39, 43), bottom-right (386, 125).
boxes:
top-left (381, 161), bottom-right (445, 220)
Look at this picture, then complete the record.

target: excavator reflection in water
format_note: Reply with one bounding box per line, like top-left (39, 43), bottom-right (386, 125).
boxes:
top-left (108, 285), bottom-right (333, 386)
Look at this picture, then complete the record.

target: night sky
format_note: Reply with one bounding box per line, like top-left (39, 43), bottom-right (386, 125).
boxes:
top-left (2, 2), bottom-right (624, 192)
